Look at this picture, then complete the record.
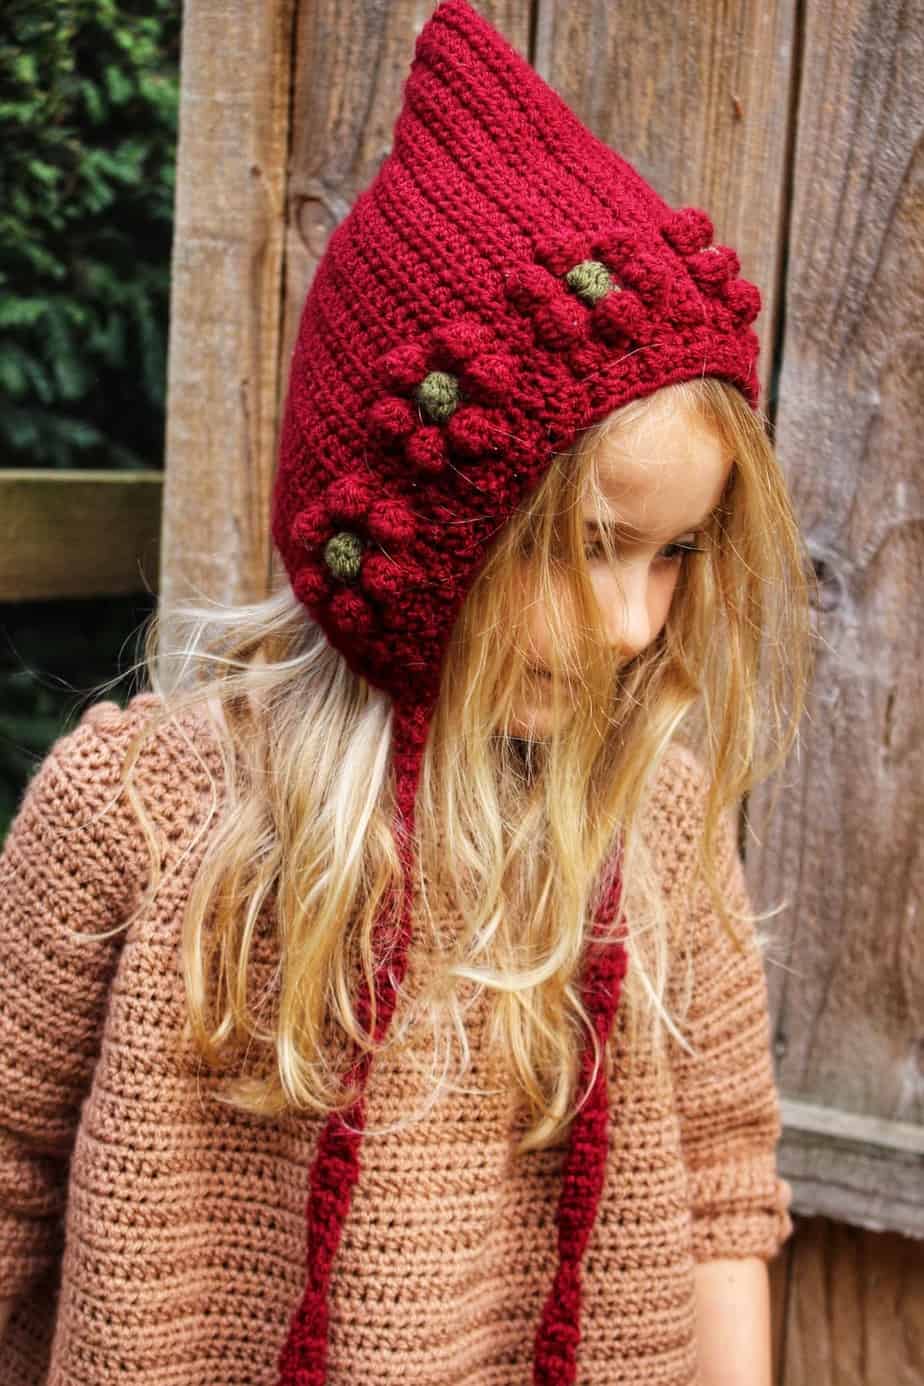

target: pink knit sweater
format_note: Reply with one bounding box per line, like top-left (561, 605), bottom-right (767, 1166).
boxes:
top-left (0, 693), bottom-right (792, 1385)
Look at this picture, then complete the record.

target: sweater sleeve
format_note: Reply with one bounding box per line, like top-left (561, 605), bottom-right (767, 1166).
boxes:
top-left (666, 753), bottom-right (794, 1265)
top-left (0, 700), bottom-right (147, 1309)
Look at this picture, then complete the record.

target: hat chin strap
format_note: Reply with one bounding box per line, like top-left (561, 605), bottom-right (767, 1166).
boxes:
top-left (275, 697), bottom-right (628, 1386)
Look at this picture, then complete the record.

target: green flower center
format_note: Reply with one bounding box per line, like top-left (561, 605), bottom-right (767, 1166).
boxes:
top-left (415, 370), bottom-right (460, 423)
top-left (324, 531), bottom-right (364, 580)
top-left (565, 259), bottom-right (617, 304)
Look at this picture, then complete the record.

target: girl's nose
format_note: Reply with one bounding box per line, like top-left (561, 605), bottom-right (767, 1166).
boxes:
top-left (600, 568), bottom-right (652, 659)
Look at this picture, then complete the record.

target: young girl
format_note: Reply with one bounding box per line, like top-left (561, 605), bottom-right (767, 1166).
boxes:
top-left (0, 1), bottom-right (813, 1383)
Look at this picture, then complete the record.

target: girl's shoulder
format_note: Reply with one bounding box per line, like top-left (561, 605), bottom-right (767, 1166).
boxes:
top-left (13, 691), bottom-right (162, 825)
top-left (28, 690), bottom-right (221, 800)
top-left (8, 691), bottom-right (223, 889)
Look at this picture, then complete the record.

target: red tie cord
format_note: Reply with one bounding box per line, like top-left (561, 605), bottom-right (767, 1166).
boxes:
top-left (532, 868), bottom-right (628, 1385)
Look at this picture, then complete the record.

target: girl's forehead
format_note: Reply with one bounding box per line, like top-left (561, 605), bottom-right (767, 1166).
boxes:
top-left (583, 408), bottom-right (733, 529)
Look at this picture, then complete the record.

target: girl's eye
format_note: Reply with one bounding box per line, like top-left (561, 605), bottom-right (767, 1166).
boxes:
top-left (658, 540), bottom-right (704, 562)
top-left (582, 538), bottom-right (705, 563)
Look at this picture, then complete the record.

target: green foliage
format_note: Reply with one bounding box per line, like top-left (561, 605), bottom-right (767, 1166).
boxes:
top-left (0, 592), bottom-right (156, 840)
top-left (0, 0), bottom-right (180, 470)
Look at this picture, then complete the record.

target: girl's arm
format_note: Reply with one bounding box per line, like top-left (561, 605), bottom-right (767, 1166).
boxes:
top-left (0, 703), bottom-right (142, 1315)
top-left (663, 751), bottom-right (792, 1372)
top-left (694, 1256), bottom-right (772, 1386)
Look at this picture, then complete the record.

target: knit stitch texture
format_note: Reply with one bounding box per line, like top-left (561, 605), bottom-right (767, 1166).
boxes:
top-left (0, 695), bottom-right (793, 1385)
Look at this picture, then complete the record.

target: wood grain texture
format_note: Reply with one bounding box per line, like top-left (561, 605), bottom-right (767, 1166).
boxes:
top-left (0, 472), bottom-right (162, 601)
top-left (166, 0), bottom-right (922, 1242)
top-left (160, 0), bottom-right (295, 643)
top-left (161, 2), bottom-right (924, 1378)
top-left (745, 0), bottom-right (924, 1235)
top-left (775, 1215), bottom-right (924, 1385)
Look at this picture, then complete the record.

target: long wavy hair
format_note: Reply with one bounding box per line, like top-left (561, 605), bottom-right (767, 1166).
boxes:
top-left (91, 376), bottom-right (813, 1154)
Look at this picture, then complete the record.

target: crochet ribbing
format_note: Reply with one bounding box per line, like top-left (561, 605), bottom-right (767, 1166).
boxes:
top-left (0, 695), bottom-right (793, 1384)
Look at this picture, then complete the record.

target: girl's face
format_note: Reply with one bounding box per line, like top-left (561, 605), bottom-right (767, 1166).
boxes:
top-left (511, 397), bottom-right (734, 738)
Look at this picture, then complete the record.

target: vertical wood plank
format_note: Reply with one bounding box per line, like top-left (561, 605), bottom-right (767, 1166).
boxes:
top-left (163, 5), bottom-right (924, 1381)
top-left (780, 1216), bottom-right (924, 1385)
top-left (161, 0), bottom-right (296, 650)
top-left (746, 0), bottom-right (924, 1228)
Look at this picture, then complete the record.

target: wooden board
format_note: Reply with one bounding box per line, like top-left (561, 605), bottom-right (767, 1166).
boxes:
top-left (164, 0), bottom-right (924, 1238)
top-left (746, 0), bottom-right (924, 1236)
top-left (159, 0), bottom-right (296, 647)
top-left (0, 471), bottom-right (162, 601)
top-left (771, 1214), bottom-right (924, 1385)
top-left (164, 3), bottom-right (924, 1381)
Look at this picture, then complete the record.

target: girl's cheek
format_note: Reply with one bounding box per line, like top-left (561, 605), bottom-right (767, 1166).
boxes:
top-left (524, 602), bottom-right (553, 667)
top-left (645, 570), bottom-right (680, 635)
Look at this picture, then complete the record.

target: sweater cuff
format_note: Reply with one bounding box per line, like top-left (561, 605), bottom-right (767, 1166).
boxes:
top-left (688, 1156), bottom-right (793, 1263)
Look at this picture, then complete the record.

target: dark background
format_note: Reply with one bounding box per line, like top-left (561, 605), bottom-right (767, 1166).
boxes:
top-left (0, 0), bottom-right (179, 835)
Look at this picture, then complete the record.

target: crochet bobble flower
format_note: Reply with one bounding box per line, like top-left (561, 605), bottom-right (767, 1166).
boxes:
top-left (505, 212), bottom-right (759, 355)
top-left (291, 469), bottom-right (423, 637)
top-left (367, 320), bottom-right (520, 477)
top-left (660, 207), bottom-right (761, 328)
top-left (504, 226), bottom-right (670, 351)
top-left (290, 210), bottom-right (760, 637)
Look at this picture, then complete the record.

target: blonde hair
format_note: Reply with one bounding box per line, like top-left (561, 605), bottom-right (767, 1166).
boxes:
top-left (92, 377), bottom-right (813, 1155)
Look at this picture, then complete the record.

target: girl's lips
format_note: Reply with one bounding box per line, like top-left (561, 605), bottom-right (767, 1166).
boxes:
top-left (529, 665), bottom-right (580, 688)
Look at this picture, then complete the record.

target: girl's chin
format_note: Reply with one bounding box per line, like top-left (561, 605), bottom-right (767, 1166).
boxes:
top-left (507, 693), bottom-right (574, 740)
